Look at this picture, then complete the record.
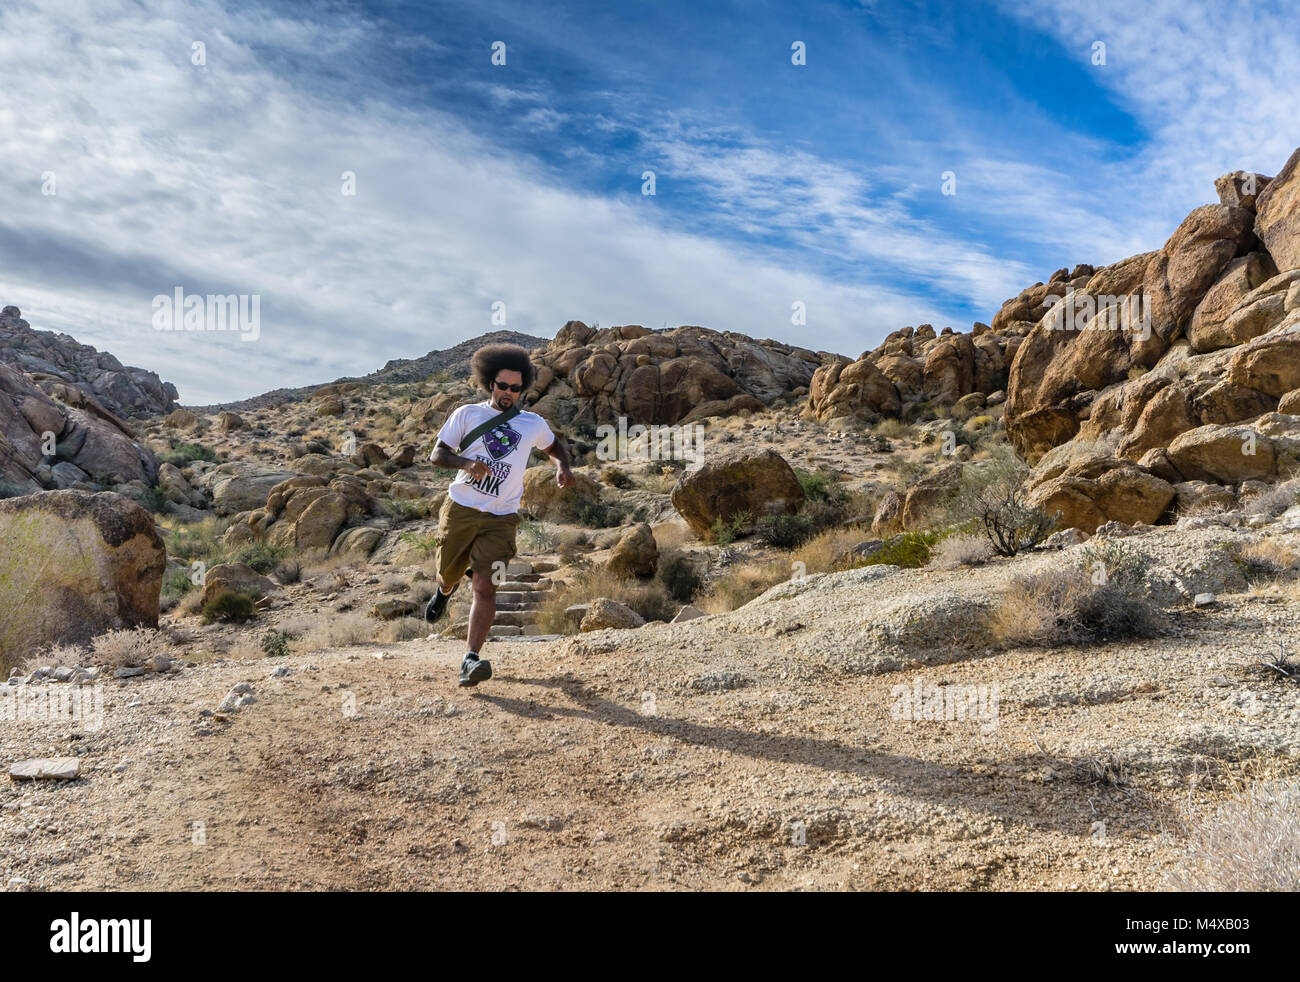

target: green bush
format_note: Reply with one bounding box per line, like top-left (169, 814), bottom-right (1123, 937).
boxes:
top-left (709, 509), bottom-right (752, 545)
top-left (755, 513), bottom-right (816, 549)
top-left (576, 500), bottom-right (627, 528)
top-left (161, 442), bottom-right (216, 467)
top-left (235, 541), bottom-right (287, 575)
top-left (656, 547), bottom-right (703, 603)
top-left (856, 530), bottom-right (943, 569)
top-left (261, 630), bottom-right (294, 657)
top-left (201, 590), bottom-right (257, 624)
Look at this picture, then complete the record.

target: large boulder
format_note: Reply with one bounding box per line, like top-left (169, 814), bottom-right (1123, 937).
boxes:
top-left (1025, 455), bottom-right (1175, 533)
top-left (203, 464), bottom-right (300, 515)
top-left (580, 598), bottom-right (645, 632)
top-left (0, 491), bottom-right (165, 660)
top-left (530, 322), bottom-right (825, 426)
top-left (521, 466), bottom-right (602, 522)
top-left (607, 522), bottom-right (658, 578)
top-left (670, 448), bottom-right (806, 538)
top-left (199, 562), bottom-right (275, 608)
top-left (1255, 147), bottom-right (1300, 271)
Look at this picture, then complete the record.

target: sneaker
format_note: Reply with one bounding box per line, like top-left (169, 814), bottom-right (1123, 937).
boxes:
top-left (458, 653), bottom-right (492, 687)
top-left (423, 584), bottom-right (456, 624)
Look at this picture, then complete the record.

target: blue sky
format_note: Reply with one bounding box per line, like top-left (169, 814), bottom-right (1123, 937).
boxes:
top-left (1, 0), bottom-right (1298, 403)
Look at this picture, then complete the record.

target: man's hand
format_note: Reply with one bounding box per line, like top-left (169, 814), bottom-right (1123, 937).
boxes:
top-left (556, 466), bottom-right (575, 489)
top-left (465, 459), bottom-right (491, 482)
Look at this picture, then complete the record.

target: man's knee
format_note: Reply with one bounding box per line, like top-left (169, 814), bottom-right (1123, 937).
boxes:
top-left (471, 571), bottom-right (496, 598)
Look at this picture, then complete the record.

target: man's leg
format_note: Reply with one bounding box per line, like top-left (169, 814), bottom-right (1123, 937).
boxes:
top-left (466, 569), bottom-right (497, 654)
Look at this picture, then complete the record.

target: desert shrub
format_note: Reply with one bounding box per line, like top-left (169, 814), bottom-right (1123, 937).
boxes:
top-left (1242, 478), bottom-right (1300, 518)
top-left (790, 524), bottom-right (873, 575)
top-left (755, 513), bottom-right (816, 549)
top-left (655, 546), bottom-right (704, 603)
top-left (280, 611), bottom-right (378, 652)
top-left (89, 627), bottom-right (174, 670)
top-left (235, 541), bottom-right (288, 575)
top-left (382, 497), bottom-right (434, 521)
top-left (261, 630), bottom-right (294, 657)
top-left (1166, 781), bottom-right (1300, 891)
top-left (576, 500), bottom-right (627, 528)
top-left (161, 442), bottom-right (216, 467)
top-left (518, 518), bottom-right (556, 553)
top-left (931, 532), bottom-right (995, 567)
top-left (201, 590), bottom-right (257, 624)
top-left (398, 530), bottom-right (440, 558)
top-left (990, 563), bottom-right (1161, 647)
top-left (873, 418), bottom-right (915, 442)
top-left (140, 486), bottom-right (169, 513)
top-left (855, 530), bottom-right (942, 569)
top-left (709, 509), bottom-right (752, 546)
top-left (163, 517), bottom-right (230, 564)
top-left (796, 469), bottom-right (846, 505)
top-left (381, 616), bottom-right (429, 643)
top-left (951, 447), bottom-right (1057, 556)
top-left (160, 566), bottom-right (196, 611)
top-left (601, 465), bottom-right (634, 489)
top-left (1079, 539), bottom-right (1149, 589)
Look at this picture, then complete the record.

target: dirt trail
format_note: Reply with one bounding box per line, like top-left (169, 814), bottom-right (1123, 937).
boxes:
top-left (9, 574), bottom-right (1295, 892)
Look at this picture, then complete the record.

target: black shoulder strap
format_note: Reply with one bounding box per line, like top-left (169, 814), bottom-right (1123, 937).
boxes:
top-left (457, 404), bottom-right (521, 454)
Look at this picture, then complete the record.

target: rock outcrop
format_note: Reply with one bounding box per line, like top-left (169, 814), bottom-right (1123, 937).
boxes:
top-left (0, 491), bottom-right (165, 661)
top-left (0, 361), bottom-right (159, 492)
top-left (0, 306), bottom-right (178, 417)
top-left (528, 322), bottom-right (826, 427)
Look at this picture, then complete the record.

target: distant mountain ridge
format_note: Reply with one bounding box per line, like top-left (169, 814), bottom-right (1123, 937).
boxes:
top-left (187, 329), bottom-right (549, 411)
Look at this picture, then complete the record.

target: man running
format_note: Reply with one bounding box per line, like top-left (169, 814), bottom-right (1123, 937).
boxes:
top-left (424, 343), bottom-right (574, 686)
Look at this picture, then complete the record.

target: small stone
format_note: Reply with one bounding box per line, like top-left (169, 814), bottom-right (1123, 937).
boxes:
top-left (6, 877), bottom-right (29, 892)
top-left (114, 666), bottom-right (147, 678)
top-left (10, 757), bottom-right (82, 781)
top-left (1193, 593), bottom-right (1216, 608)
top-left (51, 666), bottom-right (75, 682)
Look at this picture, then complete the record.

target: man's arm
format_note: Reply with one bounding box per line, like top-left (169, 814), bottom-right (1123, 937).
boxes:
top-left (431, 440), bottom-right (490, 481)
top-left (542, 435), bottom-right (575, 488)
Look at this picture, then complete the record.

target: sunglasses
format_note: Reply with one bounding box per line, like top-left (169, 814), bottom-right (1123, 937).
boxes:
top-left (493, 380), bottom-right (523, 393)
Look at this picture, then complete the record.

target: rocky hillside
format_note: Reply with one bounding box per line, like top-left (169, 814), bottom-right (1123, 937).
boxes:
top-left (527, 321), bottom-right (835, 427)
top-left (0, 306), bottom-right (178, 418)
top-left (990, 157), bottom-right (1300, 532)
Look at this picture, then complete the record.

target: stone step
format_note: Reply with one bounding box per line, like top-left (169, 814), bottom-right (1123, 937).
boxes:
top-left (488, 624), bottom-right (523, 638)
top-left (513, 572), bottom-right (544, 583)
top-left (493, 610), bottom-right (538, 628)
top-left (530, 561), bottom-right (559, 574)
top-left (496, 602), bottom-right (542, 613)
top-left (496, 593), bottom-right (544, 606)
top-left (498, 580), bottom-right (550, 592)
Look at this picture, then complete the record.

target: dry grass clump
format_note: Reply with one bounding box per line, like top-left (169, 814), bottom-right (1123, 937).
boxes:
top-left (990, 563), bottom-right (1162, 647)
top-left (278, 612), bottom-right (380, 652)
top-left (650, 521), bottom-right (693, 550)
top-left (697, 560), bottom-right (790, 614)
top-left (87, 628), bottom-right (176, 670)
top-left (791, 525), bottom-right (871, 575)
top-left (931, 532), bottom-right (996, 568)
top-left (1242, 477), bottom-right (1300, 518)
top-left (1166, 781), bottom-right (1300, 891)
top-left (1238, 539), bottom-right (1300, 576)
top-left (872, 418), bottom-right (916, 442)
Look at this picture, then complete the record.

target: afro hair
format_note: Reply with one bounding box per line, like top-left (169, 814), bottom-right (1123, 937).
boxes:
top-left (471, 343), bottom-right (536, 393)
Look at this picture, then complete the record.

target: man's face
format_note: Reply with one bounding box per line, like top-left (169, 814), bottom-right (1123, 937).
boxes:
top-left (490, 369), bottom-right (524, 409)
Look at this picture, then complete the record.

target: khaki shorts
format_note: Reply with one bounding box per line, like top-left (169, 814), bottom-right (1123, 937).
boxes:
top-left (435, 498), bottom-right (520, 584)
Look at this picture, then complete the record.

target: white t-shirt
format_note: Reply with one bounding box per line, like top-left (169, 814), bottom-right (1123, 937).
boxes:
top-left (434, 401), bottom-right (556, 515)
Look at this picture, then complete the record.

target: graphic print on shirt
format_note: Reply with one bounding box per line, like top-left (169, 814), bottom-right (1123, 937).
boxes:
top-left (482, 423), bottom-right (522, 461)
top-left (466, 423), bottom-right (523, 498)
